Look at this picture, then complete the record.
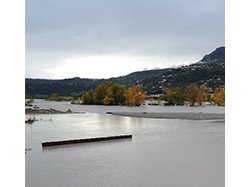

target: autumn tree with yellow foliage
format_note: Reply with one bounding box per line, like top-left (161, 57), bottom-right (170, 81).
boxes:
top-left (211, 88), bottom-right (225, 106)
top-left (196, 84), bottom-right (207, 105)
top-left (125, 85), bottom-right (145, 106)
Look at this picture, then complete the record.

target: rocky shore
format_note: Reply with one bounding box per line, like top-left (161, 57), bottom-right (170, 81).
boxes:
top-left (108, 112), bottom-right (225, 120)
top-left (25, 108), bottom-right (75, 114)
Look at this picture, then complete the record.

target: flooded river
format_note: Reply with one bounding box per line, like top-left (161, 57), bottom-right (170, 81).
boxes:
top-left (26, 100), bottom-right (224, 187)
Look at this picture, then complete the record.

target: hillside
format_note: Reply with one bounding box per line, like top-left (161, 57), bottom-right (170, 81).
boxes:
top-left (200, 47), bottom-right (225, 63)
top-left (141, 62), bottom-right (224, 94)
top-left (25, 47), bottom-right (225, 96)
top-left (25, 78), bottom-right (100, 96)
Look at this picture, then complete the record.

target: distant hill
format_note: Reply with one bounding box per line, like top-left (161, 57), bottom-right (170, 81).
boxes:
top-left (25, 47), bottom-right (225, 96)
top-left (199, 47), bottom-right (225, 63)
top-left (25, 77), bottom-right (100, 96)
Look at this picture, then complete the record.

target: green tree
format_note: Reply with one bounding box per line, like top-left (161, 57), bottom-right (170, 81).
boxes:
top-left (81, 90), bottom-right (96, 104)
top-left (163, 87), bottom-right (184, 105)
top-left (95, 84), bottom-right (107, 104)
top-left (107, 82), bottom-right (126, 105)
top-left (95, 82), bottom-right (126, 105)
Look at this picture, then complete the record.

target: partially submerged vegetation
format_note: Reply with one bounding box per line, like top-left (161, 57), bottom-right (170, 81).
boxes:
top-left (65, 108), bottom-right (72, 113)
top-left (73, 82), bottom-right (145, 106)
top-left (25, 148), bottom-right (32, 154)
top-left (25, 117), bottom-right (38, 124)
top-left (25, 99), bottom-right (34, 106)
top-left (72, 82), bottom-right (225, 107)
top-left (25, 108), bottom-right (74, 114)
top-left (46, 94), bottom-right (73, 101)
top-left (26, 94), bottom-right (73, 102)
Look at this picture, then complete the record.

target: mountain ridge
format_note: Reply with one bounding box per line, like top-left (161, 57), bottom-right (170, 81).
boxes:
top-left (199, 46), bottom-right (225, 63)
top-left (26, 47), bottom-right (225, 96)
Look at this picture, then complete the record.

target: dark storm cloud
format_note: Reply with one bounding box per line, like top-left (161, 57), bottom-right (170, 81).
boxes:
top-left (26, 0), bottom-right (224, 78)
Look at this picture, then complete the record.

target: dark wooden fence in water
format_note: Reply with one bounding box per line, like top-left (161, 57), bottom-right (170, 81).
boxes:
top-left (42, 135), bottom-right (132, 147)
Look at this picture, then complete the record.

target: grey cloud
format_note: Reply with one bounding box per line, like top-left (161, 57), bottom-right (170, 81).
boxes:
top-left (26, 0), bottom-right (224, 78)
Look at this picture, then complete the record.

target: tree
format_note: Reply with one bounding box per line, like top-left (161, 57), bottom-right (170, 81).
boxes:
top-left (163, 87), bottom-right (184, 105)
top-left (196, 84), bottom-right (207, 105)
top-left (185, 83), bottom-right (207, 106)
top-left (125, 85), bottom-right (145, 106)
top-left (95, 84), bottom-right (107, 104)
top-left (185, 84), bottom-right (198, 106)
top-left (103, 96), bottom-right (111, 105)
top-left (95, 82), bottom-right (126, 105)
top-left (81, 90), bottom-right (96, 104)
top-left (108, 83), bottom-right (126, 105)
top-left (211, 88), bottom-right (225, 106)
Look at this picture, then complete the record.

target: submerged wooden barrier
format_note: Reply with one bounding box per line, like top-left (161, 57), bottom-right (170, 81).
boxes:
top-left (41, 135), bottom-right (132, 147)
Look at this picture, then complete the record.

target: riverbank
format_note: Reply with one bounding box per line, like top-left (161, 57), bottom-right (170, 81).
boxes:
top-left (25, 108), bottom-right (82, 114)
top-left (30, 99), bottom-right (224, 113)
top-left (108, 112), bottom-right (225, 120)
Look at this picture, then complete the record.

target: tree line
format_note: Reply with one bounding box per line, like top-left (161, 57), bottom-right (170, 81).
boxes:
top-left (77, 82), bottom-right (145, 106)
top-left (161, 83), bottom-right (225, 106)
top-left (75, 82), bottom-right (225, 106)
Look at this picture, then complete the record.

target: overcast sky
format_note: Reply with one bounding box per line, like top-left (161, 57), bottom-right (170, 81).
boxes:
top-left (26, 0), bottom-right (224, 79)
